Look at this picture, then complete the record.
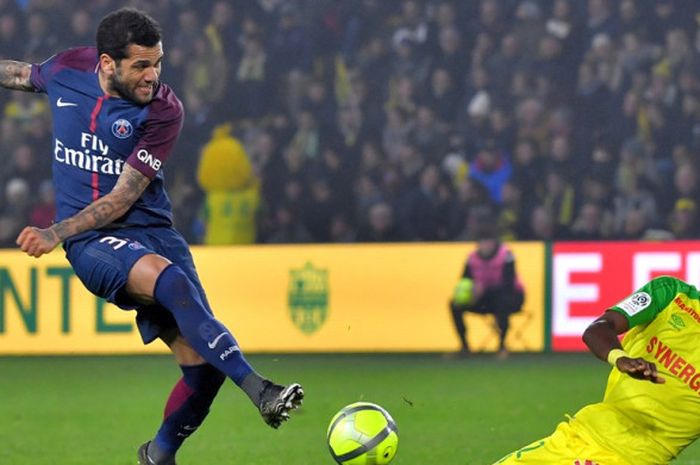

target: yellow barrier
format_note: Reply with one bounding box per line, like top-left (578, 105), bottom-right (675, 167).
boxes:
top-left (0, 243), bottom-right (544, 354)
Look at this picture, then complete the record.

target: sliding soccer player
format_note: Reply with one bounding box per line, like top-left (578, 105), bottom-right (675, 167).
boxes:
top-left (493, 275), bottom-right (700, 465)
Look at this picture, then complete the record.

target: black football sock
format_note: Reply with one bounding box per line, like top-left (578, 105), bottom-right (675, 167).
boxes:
top-left (240, 371), bottom-right (267, 405)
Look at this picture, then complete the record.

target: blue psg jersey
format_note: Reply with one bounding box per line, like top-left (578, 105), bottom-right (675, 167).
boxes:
top-left (30, 46), bottom-right (184, 227)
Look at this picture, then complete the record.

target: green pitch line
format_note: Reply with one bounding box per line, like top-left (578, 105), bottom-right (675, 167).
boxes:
top-left (1, 353), bottom-right (700, 465)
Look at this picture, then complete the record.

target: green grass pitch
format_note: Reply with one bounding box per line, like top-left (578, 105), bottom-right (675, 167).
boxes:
top-left (2, 353), bottom-right (700, 465)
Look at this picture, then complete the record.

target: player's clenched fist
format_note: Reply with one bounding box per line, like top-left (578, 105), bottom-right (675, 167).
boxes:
top-left (616, 356), bottom-right (666, 384)
top-left (16, 226), bottom-right (60, 258)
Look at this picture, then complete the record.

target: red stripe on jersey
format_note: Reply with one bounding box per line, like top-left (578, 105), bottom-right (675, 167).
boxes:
top-left (89, 95), bottom-right (107, 133)
top-left (91, 172), bottom-right (99, 201)
top-left (89, 95), bottom-right (107, 199)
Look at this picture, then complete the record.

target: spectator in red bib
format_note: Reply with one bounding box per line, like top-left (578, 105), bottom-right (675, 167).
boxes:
top-left (449, 224), bottom-right (525, 358)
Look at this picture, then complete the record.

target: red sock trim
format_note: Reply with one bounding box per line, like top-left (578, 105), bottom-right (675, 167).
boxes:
top-left (163, 377), bottom-right (194, 419)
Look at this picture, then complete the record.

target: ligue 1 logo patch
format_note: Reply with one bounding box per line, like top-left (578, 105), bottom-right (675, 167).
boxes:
top-left (111, 118), bottom-right (133, 139)
top-left (616, 291), bottom-right (652, 316)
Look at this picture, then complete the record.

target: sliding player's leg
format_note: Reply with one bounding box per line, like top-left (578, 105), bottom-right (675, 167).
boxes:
top-left (492, 419), bottom-right (628, 465)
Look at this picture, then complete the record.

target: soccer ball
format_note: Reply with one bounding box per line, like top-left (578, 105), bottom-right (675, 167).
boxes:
top-left (327, 402), bottom-right (399, 465)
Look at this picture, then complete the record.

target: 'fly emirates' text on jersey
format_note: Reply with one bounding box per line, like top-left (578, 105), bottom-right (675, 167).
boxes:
top-left (31, 47), bottom-right (183, 228)
top-left (575, 276), bottom-right (700, 465)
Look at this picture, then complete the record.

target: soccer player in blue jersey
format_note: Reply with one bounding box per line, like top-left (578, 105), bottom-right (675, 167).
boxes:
top-left (1, 8), bottom-right (303, 465)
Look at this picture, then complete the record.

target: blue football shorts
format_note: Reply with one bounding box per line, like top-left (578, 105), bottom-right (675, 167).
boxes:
top-left (64, 225), bottom-right (211, 344)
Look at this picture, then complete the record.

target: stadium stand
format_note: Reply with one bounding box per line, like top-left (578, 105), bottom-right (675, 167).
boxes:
top-left (1, 0), bottom-right (699, 244)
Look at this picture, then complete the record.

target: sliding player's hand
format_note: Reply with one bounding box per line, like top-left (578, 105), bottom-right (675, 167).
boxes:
top-left (617, 357), bottom-right (666, 384)
top-left (16, 226), bottom-right (60, 258)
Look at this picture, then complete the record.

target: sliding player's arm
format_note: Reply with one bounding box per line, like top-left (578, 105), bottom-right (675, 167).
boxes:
top-left (16, 165), bottom-right (151, 257)
top-left (583, 309), bottom-right (665, 384)
top-left (0, 60), bottom-right (35, 91)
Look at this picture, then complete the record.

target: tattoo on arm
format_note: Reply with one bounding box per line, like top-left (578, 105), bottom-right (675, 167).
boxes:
top-left (50, 165), bottom-right (151, 241)
top-left (0, 60), bottom-right (34, 91)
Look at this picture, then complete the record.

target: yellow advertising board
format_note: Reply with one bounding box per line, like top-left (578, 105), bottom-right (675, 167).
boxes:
top-left (0, 242), bottom-right (544, 354)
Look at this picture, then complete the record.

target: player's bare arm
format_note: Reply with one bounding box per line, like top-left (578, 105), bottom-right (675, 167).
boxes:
top-left (583, 310), bottom-right (665, 384)
top-left (0, 60), bottom-right (34, 91)
top-left (16, 164), bottom-right (150, 257)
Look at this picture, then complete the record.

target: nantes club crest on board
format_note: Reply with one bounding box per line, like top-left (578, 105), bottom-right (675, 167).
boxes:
top-left (288, 262), bottom-right (328, 334)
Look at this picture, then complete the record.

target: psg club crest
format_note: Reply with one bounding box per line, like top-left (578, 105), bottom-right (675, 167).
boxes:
top-left (128, 240), bottom-right (145, 250)
top-left (288, 262), bottom-right (329, 334)
top-left (111, 118), bottom-right (133, 139)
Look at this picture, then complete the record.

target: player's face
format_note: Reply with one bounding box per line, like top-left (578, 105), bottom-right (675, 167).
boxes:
top-left (111, 42), bottom-right (163, 105)
top-left (477, 238), bottom-right (498, 257)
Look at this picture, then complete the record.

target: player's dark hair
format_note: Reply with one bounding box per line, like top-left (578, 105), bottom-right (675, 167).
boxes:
top-left (96, 8), bottom-right (161, 61)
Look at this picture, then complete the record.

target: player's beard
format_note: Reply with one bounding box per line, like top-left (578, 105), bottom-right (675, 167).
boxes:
top-left (110, 69), bottom-right (155, 105)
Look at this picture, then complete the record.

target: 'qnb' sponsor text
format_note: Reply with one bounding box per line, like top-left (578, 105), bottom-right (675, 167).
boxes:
top-left (136, 149), bottom-right (161, 171)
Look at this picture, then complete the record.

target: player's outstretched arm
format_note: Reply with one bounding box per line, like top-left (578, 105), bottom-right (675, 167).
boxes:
top-left (0, 60), bottom-right (34, 91)
top-left (583, 311), bottom-right (665, 384)
top-left (16, 164), bottom-right (150, 257)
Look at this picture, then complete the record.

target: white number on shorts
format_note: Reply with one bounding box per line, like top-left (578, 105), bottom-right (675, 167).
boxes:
top-left (99, 236), bottom-right (127, 250)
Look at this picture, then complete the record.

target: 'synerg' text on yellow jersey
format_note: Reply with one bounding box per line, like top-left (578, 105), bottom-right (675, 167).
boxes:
top-left (576, 276), bottom-right (700, 464)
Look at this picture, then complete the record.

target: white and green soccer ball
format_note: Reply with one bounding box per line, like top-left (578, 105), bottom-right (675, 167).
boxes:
top-left (327, 402), bottom-right (399, 465)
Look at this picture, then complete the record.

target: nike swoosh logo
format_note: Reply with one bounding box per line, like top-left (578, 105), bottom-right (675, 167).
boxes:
top-left (208, 332), bottom-right (228, 349)
top-left (56, 97), bottom-right (78, 107)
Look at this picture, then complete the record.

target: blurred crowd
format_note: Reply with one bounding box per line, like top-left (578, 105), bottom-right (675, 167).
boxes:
top-left (1, 0), bottom-right (700, 245)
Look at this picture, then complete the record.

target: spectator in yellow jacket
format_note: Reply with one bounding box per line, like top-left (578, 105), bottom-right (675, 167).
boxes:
top-left (197, 123), bottom-right (260, 244)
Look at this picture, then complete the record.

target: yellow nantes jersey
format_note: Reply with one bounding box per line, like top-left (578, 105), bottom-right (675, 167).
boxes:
top-left (575, 276), bottom-right (700, 465)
